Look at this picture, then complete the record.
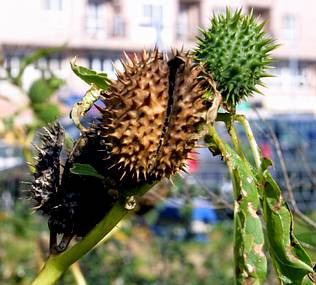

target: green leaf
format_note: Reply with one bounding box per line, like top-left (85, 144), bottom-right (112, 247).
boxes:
top-left (70, 58), bottom-right (111, 90)
top-left (262, 171), bottom-right (314, 284)
top-left (226, 145), bottom-right (267, 285)
top-left (261, 157), bottom-right (273, 172)
top-left (70, 163), bottom-right (105, 180)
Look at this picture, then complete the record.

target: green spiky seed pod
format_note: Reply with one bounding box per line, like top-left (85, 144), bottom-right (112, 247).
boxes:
top-left (195, 9), bottom-right (278, 110)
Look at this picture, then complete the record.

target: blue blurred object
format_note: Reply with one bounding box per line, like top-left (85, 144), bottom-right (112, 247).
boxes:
top-left (192, 207), bottom-right (217, 224)
top-left (151, 198), bottom-right (218, 242)
top-left (61, 93), bottom-right (82, 106)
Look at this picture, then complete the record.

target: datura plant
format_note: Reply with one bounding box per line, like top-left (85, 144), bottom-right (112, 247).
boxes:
top-left (29, 9), bottom-right (314, 285)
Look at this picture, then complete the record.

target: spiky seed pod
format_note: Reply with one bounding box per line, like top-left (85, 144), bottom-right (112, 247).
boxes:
top-left (153, 52), bottom-right (208, 178)
top-left (195, 9), bottom-right (278, 109)
top-left (31, 122), bottom-right (64, 212)
top-left (29, 49), bottom-right (216, 251)
top-left (96, 49), bottom-right (212, 182)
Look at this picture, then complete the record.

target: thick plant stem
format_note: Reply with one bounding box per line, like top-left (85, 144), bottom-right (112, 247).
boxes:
top-left (215, 113), bottom-right (245, 159)
top-left (207, 124), bottom-right (235, 184)
top-left (30, 182), bottom-right (155, 285)
top-left (31, 202), bottom-right (127, 285)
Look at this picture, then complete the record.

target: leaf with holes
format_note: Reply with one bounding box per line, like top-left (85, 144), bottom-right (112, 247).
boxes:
top-left (262, 171), bottom-right (314, 284)
top-left (227, 145), bottom-right (267, 285)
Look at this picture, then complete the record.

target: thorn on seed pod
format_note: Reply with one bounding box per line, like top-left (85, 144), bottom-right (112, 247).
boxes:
top-left (125, 196), bottom-right (137, 210)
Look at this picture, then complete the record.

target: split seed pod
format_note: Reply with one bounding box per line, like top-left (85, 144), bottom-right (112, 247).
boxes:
top-left (95, 49), bottom-right (215, 182)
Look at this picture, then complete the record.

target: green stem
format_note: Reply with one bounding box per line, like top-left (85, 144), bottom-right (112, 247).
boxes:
top-left (235, 114), bottom-right (269, 205)
top-left (235, 115), bottom-right (261, 171)
top-left (225, 117), bottom-right (245, 160)
top-left (207, 125), bottom-right (239, 284)
top-left (235, 114), bottom-right (265, 201)
top-left (213, 112), bottom-right (248, 168)
top-left (207, 124), bottom-right (235, 181)
top-left (217, 113), bottom-right (258, 165)
top-left (30, 182), bottom-right (156, 285)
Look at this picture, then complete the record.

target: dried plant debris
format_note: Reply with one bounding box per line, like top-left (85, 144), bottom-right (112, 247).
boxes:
top-left (31, 49), bottom-right (218, 253)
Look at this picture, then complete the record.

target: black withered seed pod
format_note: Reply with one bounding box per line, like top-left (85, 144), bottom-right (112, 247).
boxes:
top-left (31, 122), bottom-right (64, 213)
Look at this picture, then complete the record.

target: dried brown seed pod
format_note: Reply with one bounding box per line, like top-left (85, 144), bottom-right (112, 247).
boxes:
top-left (95, 49), bottom-right (215, 182)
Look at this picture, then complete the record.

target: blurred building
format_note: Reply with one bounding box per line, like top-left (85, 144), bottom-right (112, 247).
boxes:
top-left (0, 0), bottom-right (316, 114)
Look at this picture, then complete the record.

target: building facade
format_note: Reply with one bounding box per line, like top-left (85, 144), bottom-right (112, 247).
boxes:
top-left (0, 0), bottom-right (316, 114)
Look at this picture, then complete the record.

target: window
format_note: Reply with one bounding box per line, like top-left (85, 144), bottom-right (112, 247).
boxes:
top-left (142, 4), bottom-right (163, 27)
top-left (283, 15), bottom-right (297, 41)
top-left (103, 59), bottom-right (113, 73)
top-left (87, 56), bottom-right (121, 79)
top-left (43, 0), bottom-right (63, 11)
top-left (86, 0), bottom-right (105, 38)
top-left (176, 3), bottom-right (200, 40)
top-left (274, 60), bottom-right (309, 89)
top-left (48, 57), bottom-right (63, 70)
top-left (103, 59), bottom-right (116, 79)
top-left (112, 16), bottom-right (126, 37)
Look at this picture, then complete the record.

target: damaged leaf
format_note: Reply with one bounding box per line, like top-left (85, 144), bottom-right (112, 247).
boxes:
top-left (262, 172), bottom-right (314, 284)
top-left (227, 145), bottom-right (267, 285)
